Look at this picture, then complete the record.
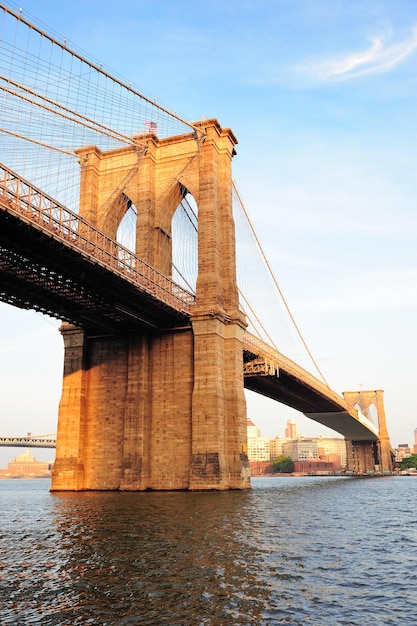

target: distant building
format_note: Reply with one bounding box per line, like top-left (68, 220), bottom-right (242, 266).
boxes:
top-left (249, 460), bottom-right (272, 475)
top-left (293, 460), bottom-right (336, 474)
top-left (0, 449), bottom-right (52, 478)
top-left (395, 444), bottom-right (412, 463)
top-left (414, 428), bottom-right (417, 455)
top-left (247, 419), bottom-right (259, 440)
top-left (285, 419), bottom-right (298, 439)
top-left (283, 439), bottom-right (319, 462)
top-left (270, 436), bottom-right (286, 460)
top-left (247, 420), bottom-right (271, 461)
top-left (315, 437), bottom-right (347, 468)
top-left (246, 419), bottom-right (347, 471)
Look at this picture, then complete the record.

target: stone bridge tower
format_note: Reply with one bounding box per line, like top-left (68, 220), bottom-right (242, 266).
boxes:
top-left (51, 119), bottom-right (250, 491)
top-left (343, 389), bottom-right (393, 473)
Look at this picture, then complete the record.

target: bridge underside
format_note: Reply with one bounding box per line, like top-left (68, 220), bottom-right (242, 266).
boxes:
top-left (0, 211), bottom-right (190, 333)
top-left (243, 359), bottom-right (378, 441)
top-left (303, 412), bottom-right (377, 441)
top-left (243, 362), bottom-right (341, 414)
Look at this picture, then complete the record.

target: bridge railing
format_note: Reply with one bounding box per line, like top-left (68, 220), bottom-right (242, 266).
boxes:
top-left (0, 163), bottom-right (196, 314)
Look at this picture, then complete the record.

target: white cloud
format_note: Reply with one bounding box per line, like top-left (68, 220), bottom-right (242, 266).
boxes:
top-left (297, 26), bottom-right (417, 82)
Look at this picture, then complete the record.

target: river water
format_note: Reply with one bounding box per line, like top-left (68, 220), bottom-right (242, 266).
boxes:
top-left (0, 476), bottom-right (415, 625)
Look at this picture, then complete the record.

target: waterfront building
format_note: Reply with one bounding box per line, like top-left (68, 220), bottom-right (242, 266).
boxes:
top-left (293, 460), bottom-right (336, 474)
top-left (0, 449), bottom-right (53, 478)
top-left (315, 437), bottom-right (347, 468)
top-left (395, 443), bottom-right (412, 463)
top-left (247, 419), bottom-right (271, 461)
top-left (248, 438), bottom-right (271, 462)
top-left (414, 428), bottom-right (417, 454)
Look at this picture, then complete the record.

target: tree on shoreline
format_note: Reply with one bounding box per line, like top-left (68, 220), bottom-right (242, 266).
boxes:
top-left (400, 454), bottom-right (417, 470)
top-left (271, 455), bottom-right (294, 474)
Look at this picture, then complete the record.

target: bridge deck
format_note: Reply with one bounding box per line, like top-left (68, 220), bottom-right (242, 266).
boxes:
top-left (0, 164), bottom-right (194, 331)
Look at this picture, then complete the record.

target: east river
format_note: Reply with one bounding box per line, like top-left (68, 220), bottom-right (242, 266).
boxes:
top-left (0, 475), bottom-right (415, 625)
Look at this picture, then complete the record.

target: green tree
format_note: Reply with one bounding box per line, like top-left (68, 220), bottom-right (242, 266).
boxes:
top-left (400, 454), bottom-right (417, 470)
top-left (271, 455), bottom-right (294, 474)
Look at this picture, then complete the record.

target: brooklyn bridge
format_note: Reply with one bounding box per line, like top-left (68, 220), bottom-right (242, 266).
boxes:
top-left (0, 5), bottom-right (393, 490)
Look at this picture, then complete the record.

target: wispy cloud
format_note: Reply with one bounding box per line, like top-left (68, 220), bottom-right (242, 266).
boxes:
top-left (297, 26), bottom-right (417, 82)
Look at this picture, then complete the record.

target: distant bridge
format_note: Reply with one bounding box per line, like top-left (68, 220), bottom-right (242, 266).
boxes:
top-left (0, 436), bottom-right (56, 449)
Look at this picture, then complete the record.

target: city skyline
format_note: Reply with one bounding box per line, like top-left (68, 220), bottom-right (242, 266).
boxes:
top-left (1, 415), bottom-right (415, 470)
top-left (248, 416), bottom-right (416, 448)
top-left (1, 0), bottom-right (416, 465)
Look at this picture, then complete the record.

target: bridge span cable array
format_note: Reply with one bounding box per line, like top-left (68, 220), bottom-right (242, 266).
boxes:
top-left (0, 3), bottom-right (202, 214)
top-left (0, 3), bottom-right (198, 136)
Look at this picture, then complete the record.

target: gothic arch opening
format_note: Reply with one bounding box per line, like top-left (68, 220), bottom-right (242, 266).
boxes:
top-left (365, 403), bottom-right (378, 428)
top-left (116, 193), bottom-right (137, 253)
top-left (353, 401), bottom-right (379, 428)
top-left (171, 185), bottom-right (198, 294)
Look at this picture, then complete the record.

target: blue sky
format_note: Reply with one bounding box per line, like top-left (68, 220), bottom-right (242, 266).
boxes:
top-left (1, 0), bottom-right (416, 466)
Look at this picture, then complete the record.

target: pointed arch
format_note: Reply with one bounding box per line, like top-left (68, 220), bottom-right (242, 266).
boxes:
top-left (116, 193), bottom-right (137, 253)
top-left (154, 181), bottom-right (198, 289)
top-left (172, 187), bottom-right (198, 293)
top-left (98, 192), bottom-right (137, 245)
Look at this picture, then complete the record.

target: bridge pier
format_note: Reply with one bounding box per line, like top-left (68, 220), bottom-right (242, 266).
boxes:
top-left (53, 324), bottom-right (197, 490)
top-left (52, 317), bottom-right (250, 491)
top-left (189, 310), bottom-right (249, 490)
top-left (345, 441), bottom-right (378, 474)
top-left (51, 119), bottom-right (250, 491)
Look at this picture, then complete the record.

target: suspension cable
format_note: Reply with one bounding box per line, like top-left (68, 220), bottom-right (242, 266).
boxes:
top-left (238, 288), bottom-right (280, 352)
top-left (0, 77), bottom-right (146, 148)
top-left (1, 128), bottom-right (75, 156)
top-left (233, 180), bottom-right (330, 387)
top-left (1, 3), bottom-right (203, 138)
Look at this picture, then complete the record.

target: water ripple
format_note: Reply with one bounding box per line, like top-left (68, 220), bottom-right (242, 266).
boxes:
top-left (0, 476), bottom-right (416, 624)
